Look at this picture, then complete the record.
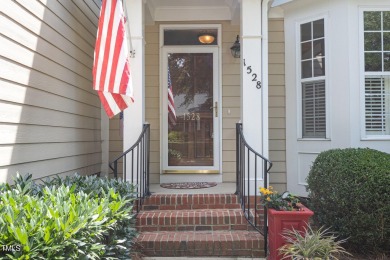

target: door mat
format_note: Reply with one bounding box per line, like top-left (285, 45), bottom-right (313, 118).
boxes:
top-left (160, 182), bottom-right (217, 189)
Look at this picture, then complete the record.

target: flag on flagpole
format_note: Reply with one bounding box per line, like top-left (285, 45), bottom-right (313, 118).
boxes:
top-left (167, 67), bottom-right (176, 128)
top-left (93, 0), bottom-right (133, 118)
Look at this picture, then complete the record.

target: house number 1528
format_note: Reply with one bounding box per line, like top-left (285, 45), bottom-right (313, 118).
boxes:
top-left (243, 59), bottom-right (262, 89)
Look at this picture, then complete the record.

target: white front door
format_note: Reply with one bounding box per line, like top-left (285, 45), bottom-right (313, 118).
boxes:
top-left (161, 47), bottom-right (221, 180)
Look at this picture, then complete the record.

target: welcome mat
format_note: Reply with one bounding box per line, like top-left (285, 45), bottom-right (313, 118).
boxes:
top-left (160, 182), bottom-right (217, 189)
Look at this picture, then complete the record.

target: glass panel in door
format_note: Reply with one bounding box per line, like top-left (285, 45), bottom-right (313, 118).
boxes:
top-left (167, 53), bottom-right (214, 167)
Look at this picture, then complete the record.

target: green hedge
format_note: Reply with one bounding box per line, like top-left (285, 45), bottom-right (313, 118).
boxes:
top-left (0, 174), bottom-right (137, 259)
top-left (306, 148), bottom-right (390, 253)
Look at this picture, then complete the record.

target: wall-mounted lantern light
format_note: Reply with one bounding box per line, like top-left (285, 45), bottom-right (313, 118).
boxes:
top-left (230, 35), bottom-right (240, 58)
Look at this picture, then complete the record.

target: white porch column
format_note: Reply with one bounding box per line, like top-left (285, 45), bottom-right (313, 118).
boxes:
top-left (240, 0), bottom-right (270, 194)
top-left (123, 0), bottom-right (145, 182)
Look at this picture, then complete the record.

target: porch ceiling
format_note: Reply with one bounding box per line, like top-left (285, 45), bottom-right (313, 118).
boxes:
top-left (145, 0), bottom-right (240, 23)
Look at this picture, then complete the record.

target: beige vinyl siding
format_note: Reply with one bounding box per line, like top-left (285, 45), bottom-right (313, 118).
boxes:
top-left (221, 23), bottom-right (240, 182)
top-left (222, 19), bottom-right (287, 187)
top-left (145, 23), bottom-right (160, 184)
top-left (109, 114), bottom-right (123, 178)
top-left (268, 19), bottom-right (287, 192)
top-left (0, 0), bottom-right (102, 183)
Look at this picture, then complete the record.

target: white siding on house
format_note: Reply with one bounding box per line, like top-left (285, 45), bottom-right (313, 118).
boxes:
top-left (284, 0), bottom-right (390, 196)
top-left (0, 0), bottom-right (102, 183)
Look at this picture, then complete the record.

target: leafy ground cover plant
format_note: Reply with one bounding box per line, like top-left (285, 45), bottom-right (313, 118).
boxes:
top-left (278, 225), bottom-right (351, 260)
top-left (0, 173), bottom-right (137, 259)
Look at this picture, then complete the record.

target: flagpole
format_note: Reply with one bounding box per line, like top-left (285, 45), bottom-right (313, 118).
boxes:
top-left (122, 0), bottom-right (135, 58)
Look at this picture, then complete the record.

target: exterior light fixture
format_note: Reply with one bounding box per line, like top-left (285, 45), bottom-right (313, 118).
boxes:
top-left (230, 35), bottom-right (240, 58)
top-left (198, 34), bottom-right (215, 44)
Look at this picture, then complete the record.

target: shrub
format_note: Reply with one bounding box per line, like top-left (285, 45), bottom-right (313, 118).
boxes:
top-left (0, 174), bottom-right (137, 259)
top-left (306, 148), bottom-right (390, 253)
top-left (41, 174), bottom-right (136, 201)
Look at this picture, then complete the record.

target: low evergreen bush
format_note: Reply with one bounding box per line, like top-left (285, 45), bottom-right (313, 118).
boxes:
top-left (0, 174), bottom-right (137, 259)
top-left (306, 148), bottom-right (390, 254)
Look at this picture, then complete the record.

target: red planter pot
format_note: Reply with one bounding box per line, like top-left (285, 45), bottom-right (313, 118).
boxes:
top-left (267, 206), bottom-right (314, 260)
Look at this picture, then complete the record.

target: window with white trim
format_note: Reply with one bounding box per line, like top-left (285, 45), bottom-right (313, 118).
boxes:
top-left (300, 19), bottom-right (326, 138)
top-left (363, 11), bottom-right (390, 136)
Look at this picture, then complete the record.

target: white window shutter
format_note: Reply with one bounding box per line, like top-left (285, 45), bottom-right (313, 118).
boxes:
top-left (302, 81), bottom-right (326, 138)
top-left (365, 76), bottom-right (390, 135)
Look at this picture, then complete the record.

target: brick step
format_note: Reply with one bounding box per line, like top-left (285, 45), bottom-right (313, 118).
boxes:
top-left (142, 194), bottom-right (240, 210)
top-left (136, 230), bottom-right (264, 257)
top-left (136, 209), bottom-right (252, 232)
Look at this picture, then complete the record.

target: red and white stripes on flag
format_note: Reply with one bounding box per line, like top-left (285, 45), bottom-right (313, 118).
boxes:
top-left (168, 67), bottom-right (176, 127)
top-left (93, 0), bottom-right (133, 118)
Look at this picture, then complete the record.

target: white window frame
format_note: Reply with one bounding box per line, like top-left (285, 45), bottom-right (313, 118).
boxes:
top-left (296, 15), bottom-right (330, 140)
top-left (359, 8), bottom-right (390, 140)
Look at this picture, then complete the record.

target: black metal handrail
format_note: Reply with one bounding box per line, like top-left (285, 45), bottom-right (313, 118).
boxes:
top-left (235, 123), bottom-right (272, 255)
top-left (109, 123), bottom-right (151, 213)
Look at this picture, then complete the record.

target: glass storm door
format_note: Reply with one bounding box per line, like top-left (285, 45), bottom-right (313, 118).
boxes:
top-left (162, 47), bottom-right (220, 173)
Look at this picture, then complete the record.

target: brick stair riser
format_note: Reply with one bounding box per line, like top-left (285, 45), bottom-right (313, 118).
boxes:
top-left (137, 231), bottom-right (264, 257)
top-left (136, 210), bottom-right (255, 232)
top-left (142, 194), bottom-right (239, 210)
top-left (135, 194), bottom-right (266, 258)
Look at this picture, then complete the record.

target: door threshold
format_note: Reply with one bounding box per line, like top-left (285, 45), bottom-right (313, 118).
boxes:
top-left (160, 173), bottom-right (222, 183)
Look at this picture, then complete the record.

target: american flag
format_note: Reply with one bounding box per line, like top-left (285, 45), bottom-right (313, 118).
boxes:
top-left (168, 67), bottom-right (176, 127)
top-left (93, 0), bottom-right (133, 118)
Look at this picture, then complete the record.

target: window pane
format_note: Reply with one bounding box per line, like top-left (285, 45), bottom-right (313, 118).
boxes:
top-left (384, 11), bottom-right (390, 30)
top-left (364, 11), bottom-right (381, 31)
top-left (301, 22), bottom-right (312, 42)
top-left (302, 81), bottom-right (326, 138)
top-left (314, 57), bottom-right (325, 77)
top-left (302, 60), bottom-right (312, 78)
top-left (301, 42), bottom-right (312, 59)
top-left (313, 39), bottom-right (325, 57)
top-left (384, 32), bottom-right (390, 51)
top-left (365, 32), bottom-right (382, 51)
top-left (167, 53), bottom-right (214, 166)
top-left (313, 19), bottom-right (324, 39)
top-left (384, 53), bottom-right (390, 71)
top-left (365, 76), bottom-right (390, 135)
top-left (164, 29), bottom-right (218, 45)
top-left (365, 52), bottom-right (382, 71)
